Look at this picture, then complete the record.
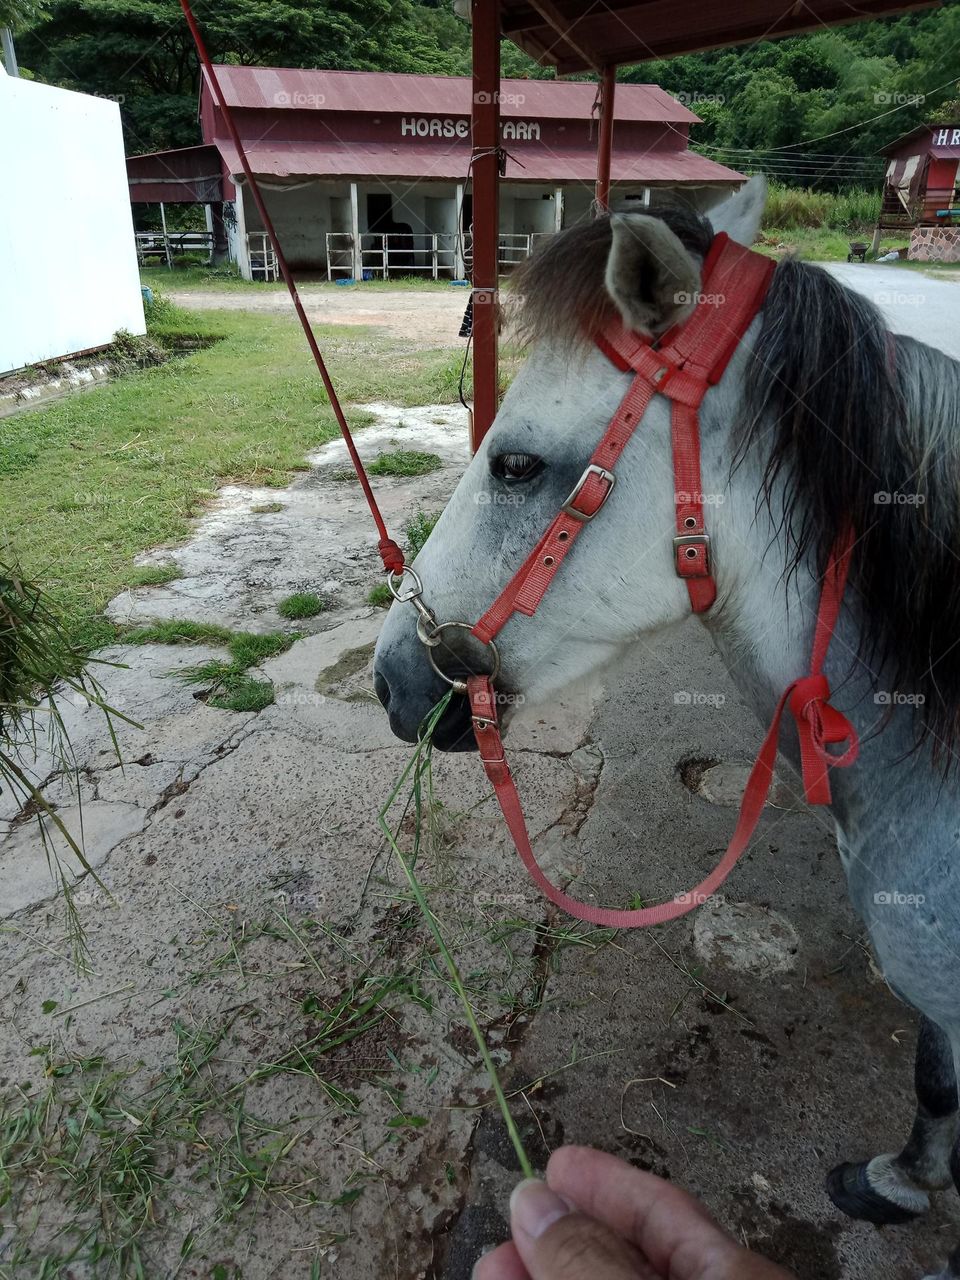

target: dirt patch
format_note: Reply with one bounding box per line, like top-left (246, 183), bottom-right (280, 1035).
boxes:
top-left (167, 286), bottom-right (469, 348)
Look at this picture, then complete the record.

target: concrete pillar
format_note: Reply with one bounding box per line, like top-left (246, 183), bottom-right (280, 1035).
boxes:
top-left (349, 182), bottom-right (362, 280)
top-left (233, 182), bottom-right (252, 280)
top-left (554, 185), bottom-right (564, 232)
top-left (209, 202), bottom-right (229, 265)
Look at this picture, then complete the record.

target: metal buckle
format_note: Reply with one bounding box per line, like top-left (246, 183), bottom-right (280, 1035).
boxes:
top-left (673, 531), bottom-right (711, 575)
top-left (561, 464), bottom-right (616, 522)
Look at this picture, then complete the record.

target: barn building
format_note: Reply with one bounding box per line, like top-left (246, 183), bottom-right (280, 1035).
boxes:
top-left (878, 122), bottom-right (960, 261)
top-left (126, 66), bottom-right (743, 280)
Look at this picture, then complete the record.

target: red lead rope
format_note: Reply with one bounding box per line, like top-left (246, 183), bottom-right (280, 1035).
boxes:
top-left (178, 0), bottom-right (403, 575)
top-left (468, 530), bottom-right (859, 928)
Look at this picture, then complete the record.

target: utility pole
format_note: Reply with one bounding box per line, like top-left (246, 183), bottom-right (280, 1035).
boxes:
top-left (1, 26), bottom-right (19, 75)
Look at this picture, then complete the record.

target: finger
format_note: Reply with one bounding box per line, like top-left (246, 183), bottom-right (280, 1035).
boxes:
top-left (545, 1146), bottom-right (740, 1279)
top-left (509, 1179), bottom-right (660, 1280)
top-left (473, 1240), bottom-right (530, 1280)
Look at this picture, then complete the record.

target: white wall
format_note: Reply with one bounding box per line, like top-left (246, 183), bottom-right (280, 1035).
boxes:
top-left (0, 76), bottom-right (145, 375)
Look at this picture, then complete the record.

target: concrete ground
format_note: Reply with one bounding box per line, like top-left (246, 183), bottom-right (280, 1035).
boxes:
top-left (2, 271), bottom-right (959, 1279)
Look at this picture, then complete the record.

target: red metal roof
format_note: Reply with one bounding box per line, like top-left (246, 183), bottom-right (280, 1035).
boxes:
top-left (500, 0), bottom-right (941, 75)
top-left (203, 65), bottom-right (700, 124)
top-left (214, 136), bottom-right (741, 184)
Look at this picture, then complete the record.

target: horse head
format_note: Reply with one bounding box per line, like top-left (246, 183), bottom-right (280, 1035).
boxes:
top-left (373, 178), bottom-right (768, 749)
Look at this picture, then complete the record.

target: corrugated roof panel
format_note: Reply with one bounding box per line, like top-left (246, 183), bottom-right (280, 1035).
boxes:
top-left (203, 65), bottom-right (700, 124)
top-left (213, 137), bottom-right (742, 184)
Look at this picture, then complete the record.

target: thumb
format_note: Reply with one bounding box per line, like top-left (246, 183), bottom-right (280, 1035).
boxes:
top-left (510, 1179), bottom-right (657, 1280)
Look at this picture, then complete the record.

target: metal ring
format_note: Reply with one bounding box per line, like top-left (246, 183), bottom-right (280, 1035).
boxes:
top-left (424, 621), bottom-right (501, 689)
top-left (387, 565), bottom-right (423, 602)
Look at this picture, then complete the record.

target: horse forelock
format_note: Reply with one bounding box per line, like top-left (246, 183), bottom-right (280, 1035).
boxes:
top-left (508, 205), bottom-right (713, 350)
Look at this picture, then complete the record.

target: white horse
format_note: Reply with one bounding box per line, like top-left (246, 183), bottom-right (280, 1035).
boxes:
top-left (374, 177), bottom-right (960, 1280)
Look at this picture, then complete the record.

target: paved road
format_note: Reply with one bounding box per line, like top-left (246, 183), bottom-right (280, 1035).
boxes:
top-left (826, 262), bottom-right (960, 361)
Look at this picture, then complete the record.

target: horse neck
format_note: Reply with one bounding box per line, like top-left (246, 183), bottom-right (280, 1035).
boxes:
top-left (696, 434), bottom-right (943, 832)
top-left (696, 440), bottom-right (863, 798)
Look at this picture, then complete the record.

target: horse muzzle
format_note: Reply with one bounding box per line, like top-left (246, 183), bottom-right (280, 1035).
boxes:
top-left (373, 655), bottom-right (478, 751)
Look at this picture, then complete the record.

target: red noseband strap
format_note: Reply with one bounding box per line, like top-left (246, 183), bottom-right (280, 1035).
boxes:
top-left (468, 233), bottom-right (860, 928)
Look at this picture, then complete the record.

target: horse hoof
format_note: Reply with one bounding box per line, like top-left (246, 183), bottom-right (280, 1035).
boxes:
top-left (826, 1160), bottom-right (927, 1224)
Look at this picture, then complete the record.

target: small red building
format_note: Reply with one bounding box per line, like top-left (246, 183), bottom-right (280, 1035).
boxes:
top-left (126, 66), bottom-right (743, 279)
top-left (878, 122), bottom-right (960, 261)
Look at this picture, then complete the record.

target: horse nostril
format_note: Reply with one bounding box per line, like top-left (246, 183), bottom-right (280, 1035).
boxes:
top-left (374, 670), bottom-right (391, 710)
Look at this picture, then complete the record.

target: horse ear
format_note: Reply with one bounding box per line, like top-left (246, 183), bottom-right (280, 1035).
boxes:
top-left (604, 213), bottom-right (701, 336)
top-left (707, 174), bottom-right (767, 247)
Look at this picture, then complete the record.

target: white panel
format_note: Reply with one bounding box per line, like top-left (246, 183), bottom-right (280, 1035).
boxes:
top-left (0, 76), bottom-right (145, 374)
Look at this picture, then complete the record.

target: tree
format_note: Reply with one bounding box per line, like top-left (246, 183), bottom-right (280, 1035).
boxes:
top-left (14, 0), bottom-right (479, 151)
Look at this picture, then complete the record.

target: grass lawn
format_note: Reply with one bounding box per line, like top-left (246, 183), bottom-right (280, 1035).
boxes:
top-left (0, 302), bottom-right (475, 649)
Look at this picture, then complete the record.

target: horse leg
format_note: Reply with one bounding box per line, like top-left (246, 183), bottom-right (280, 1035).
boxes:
top-left (827, 1016), bottom-right (958, 1224)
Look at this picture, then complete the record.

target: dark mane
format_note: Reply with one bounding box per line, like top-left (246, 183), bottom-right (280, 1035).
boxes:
top-left (512, 213), bottom-right (960, 760)
top-left (743, 259), bottom-right (960, 762)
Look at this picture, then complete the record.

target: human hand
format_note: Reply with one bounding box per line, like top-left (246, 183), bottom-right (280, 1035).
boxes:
top-left (473, 1146), bottom-right (796, 1280)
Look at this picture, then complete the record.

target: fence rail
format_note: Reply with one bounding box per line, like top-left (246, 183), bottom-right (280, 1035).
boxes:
top-left (879, 186), bottom-right (960, 229)
top-left (247, 232), bottom-right (279, 282)
top-left (325, 229), bottom-right (554, 280)
top-left (136, 230), bottom-right (213, 268)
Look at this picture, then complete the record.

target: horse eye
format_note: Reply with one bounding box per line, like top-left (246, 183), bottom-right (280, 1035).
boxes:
top-left (492, 452), bottom-right (543, 483)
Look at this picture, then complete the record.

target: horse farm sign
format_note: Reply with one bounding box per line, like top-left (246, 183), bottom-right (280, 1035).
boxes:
top-left (400, 116), bottom-right (542, 141)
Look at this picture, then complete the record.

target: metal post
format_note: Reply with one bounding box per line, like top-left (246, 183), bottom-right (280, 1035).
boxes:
top-left (1, 27), bottom-right (19, 75)
top-left (454, 183), bottom-right (466, 278)
top-left (349, 181), bottom-right (362, 280)
top-left (554, 185), bottom-right (564, 232)
top-left (470, 0), bottom-right (501, 450)
top-left (159, 201), bottom-right (173, 269)
top-left (595, 64), bottom-right (617, 212)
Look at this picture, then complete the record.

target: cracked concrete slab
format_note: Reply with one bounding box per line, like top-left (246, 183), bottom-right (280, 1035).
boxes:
top-left (1, 800), bottom-right (147, 915)
top-left (4, 374), bottom-right (955, 1280)
top-left (106, 402), bottom-right (470, 632)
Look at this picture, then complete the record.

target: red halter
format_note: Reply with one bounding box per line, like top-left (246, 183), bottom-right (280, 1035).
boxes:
top-left (467, 233), bottom-right (860, 929)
